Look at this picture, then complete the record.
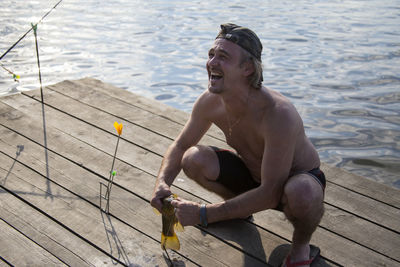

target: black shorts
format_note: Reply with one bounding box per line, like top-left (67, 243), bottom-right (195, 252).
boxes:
top-left (210, 146), bottom-right (260, 195)
top-left (210, 146), bottom-right (326, 198)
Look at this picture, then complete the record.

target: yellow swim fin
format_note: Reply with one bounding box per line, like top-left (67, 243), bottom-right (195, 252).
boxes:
top-left (153, 208), bottom-right (161, 215)
top-left (161, 233), bottom-right (180, 250)
top-left (174, 221), bottom-right (184, 232)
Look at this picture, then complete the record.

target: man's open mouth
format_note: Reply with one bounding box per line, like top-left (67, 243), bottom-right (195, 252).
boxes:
top-left (210, 72), bottom-right (223, 81)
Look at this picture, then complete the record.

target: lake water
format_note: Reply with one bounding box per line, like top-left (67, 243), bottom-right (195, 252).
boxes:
top-left (1, 0), bottom-right (399, 188)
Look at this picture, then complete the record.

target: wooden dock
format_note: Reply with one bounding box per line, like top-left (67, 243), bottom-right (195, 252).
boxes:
top-left (0, 78), bottom-right (399, 266)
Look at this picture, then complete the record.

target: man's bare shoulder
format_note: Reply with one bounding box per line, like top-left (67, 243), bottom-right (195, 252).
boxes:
top-left (192, 90), bottom-right (222, 118)
top-left (196, 90), bottom-right (221, 106)
top-left (259, 87), bottom-right (303, 133)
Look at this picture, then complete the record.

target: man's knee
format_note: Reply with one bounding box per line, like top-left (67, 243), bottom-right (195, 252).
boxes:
top-left (181, 146), bottom-right (219, 181)
top-left (283, 175), bottom-right (324, 218)
top-left (181, 146), bottom-right (201, 175)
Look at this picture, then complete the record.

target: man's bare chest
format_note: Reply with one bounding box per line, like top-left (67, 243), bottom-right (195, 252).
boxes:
top-left (227, 126), bottom-right (264, 169)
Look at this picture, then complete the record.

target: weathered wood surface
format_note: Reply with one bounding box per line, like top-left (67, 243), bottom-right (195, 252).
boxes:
top-left (0, 217), bottom-right (66, 266)
top-left (0, 78), bottom-right (399, 267)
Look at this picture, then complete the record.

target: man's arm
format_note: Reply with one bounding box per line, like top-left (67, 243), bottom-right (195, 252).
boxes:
top-left (151, 92), bottom-right (213, 211)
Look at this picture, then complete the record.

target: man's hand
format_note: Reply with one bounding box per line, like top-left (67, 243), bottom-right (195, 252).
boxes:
top-left (171, 198), bottom-right (201, 226)
top-left (150, 181), bottom-right (172, 212)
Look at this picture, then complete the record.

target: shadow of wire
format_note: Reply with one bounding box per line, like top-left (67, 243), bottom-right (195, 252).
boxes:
top-left (100, 210), bottom-right (132, 266)
top-left (1, 145), bottom-right (24, 186)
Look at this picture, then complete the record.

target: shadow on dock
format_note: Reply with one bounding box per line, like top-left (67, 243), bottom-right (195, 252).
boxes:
top-left (205, 219), bottom-right (268, 266)
top-left (101, 210), bottom-right (132, 266)
top-left (1, 145), bottom-right (23, 186)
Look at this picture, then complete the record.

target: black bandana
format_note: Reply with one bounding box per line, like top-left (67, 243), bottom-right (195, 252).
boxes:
top-left (216, 23), bottom-right (262, 62)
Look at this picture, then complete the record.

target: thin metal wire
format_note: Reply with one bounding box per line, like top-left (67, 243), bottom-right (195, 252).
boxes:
top-left (32, 23), bottom-right (44, 103)
top-left (105, 135), bottom-right (120, 212)
top-left (0, 0), bottom-right (63, 61)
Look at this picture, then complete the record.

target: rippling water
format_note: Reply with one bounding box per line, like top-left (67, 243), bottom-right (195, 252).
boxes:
top-left (1, 0), bottom-right (399, 188)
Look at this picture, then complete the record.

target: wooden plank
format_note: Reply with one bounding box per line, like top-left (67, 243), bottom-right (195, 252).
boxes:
top-left (0, 218), bottom-right (65, 266)
top-left (322, 162), bottom-right (400, 208)
top-left (59, 78), bottom-right (400, 208)
top-left (0, 154), bottom-right (188, 267)
top-left (26, 81), bottom-right (229, 154)
top-left (0, 99), bottom-right (161, 175)
top-left (324, 181), bottom-right (399, 233)
top-left (10, 87), bottom-right (400, 251)
top-left (0, 129), bottom-right (268, 266)
top-left (45, 78), bottom-right (227, 145)
top-left (0, 259), bottom-right (12, 266)
top-left (0, 187), bottom-right (116, 266)
top-left (0, 96), bottom-right (396, 266)
top-left (58, 79), bottom-right (190, 127)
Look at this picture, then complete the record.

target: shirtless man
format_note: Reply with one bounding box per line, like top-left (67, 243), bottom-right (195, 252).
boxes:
top-left (151, 23), bottom-right (325, 267)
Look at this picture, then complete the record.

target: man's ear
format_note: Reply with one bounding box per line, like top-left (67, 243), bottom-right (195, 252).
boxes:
top-left (242, 61), bottom-right (255, 77)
